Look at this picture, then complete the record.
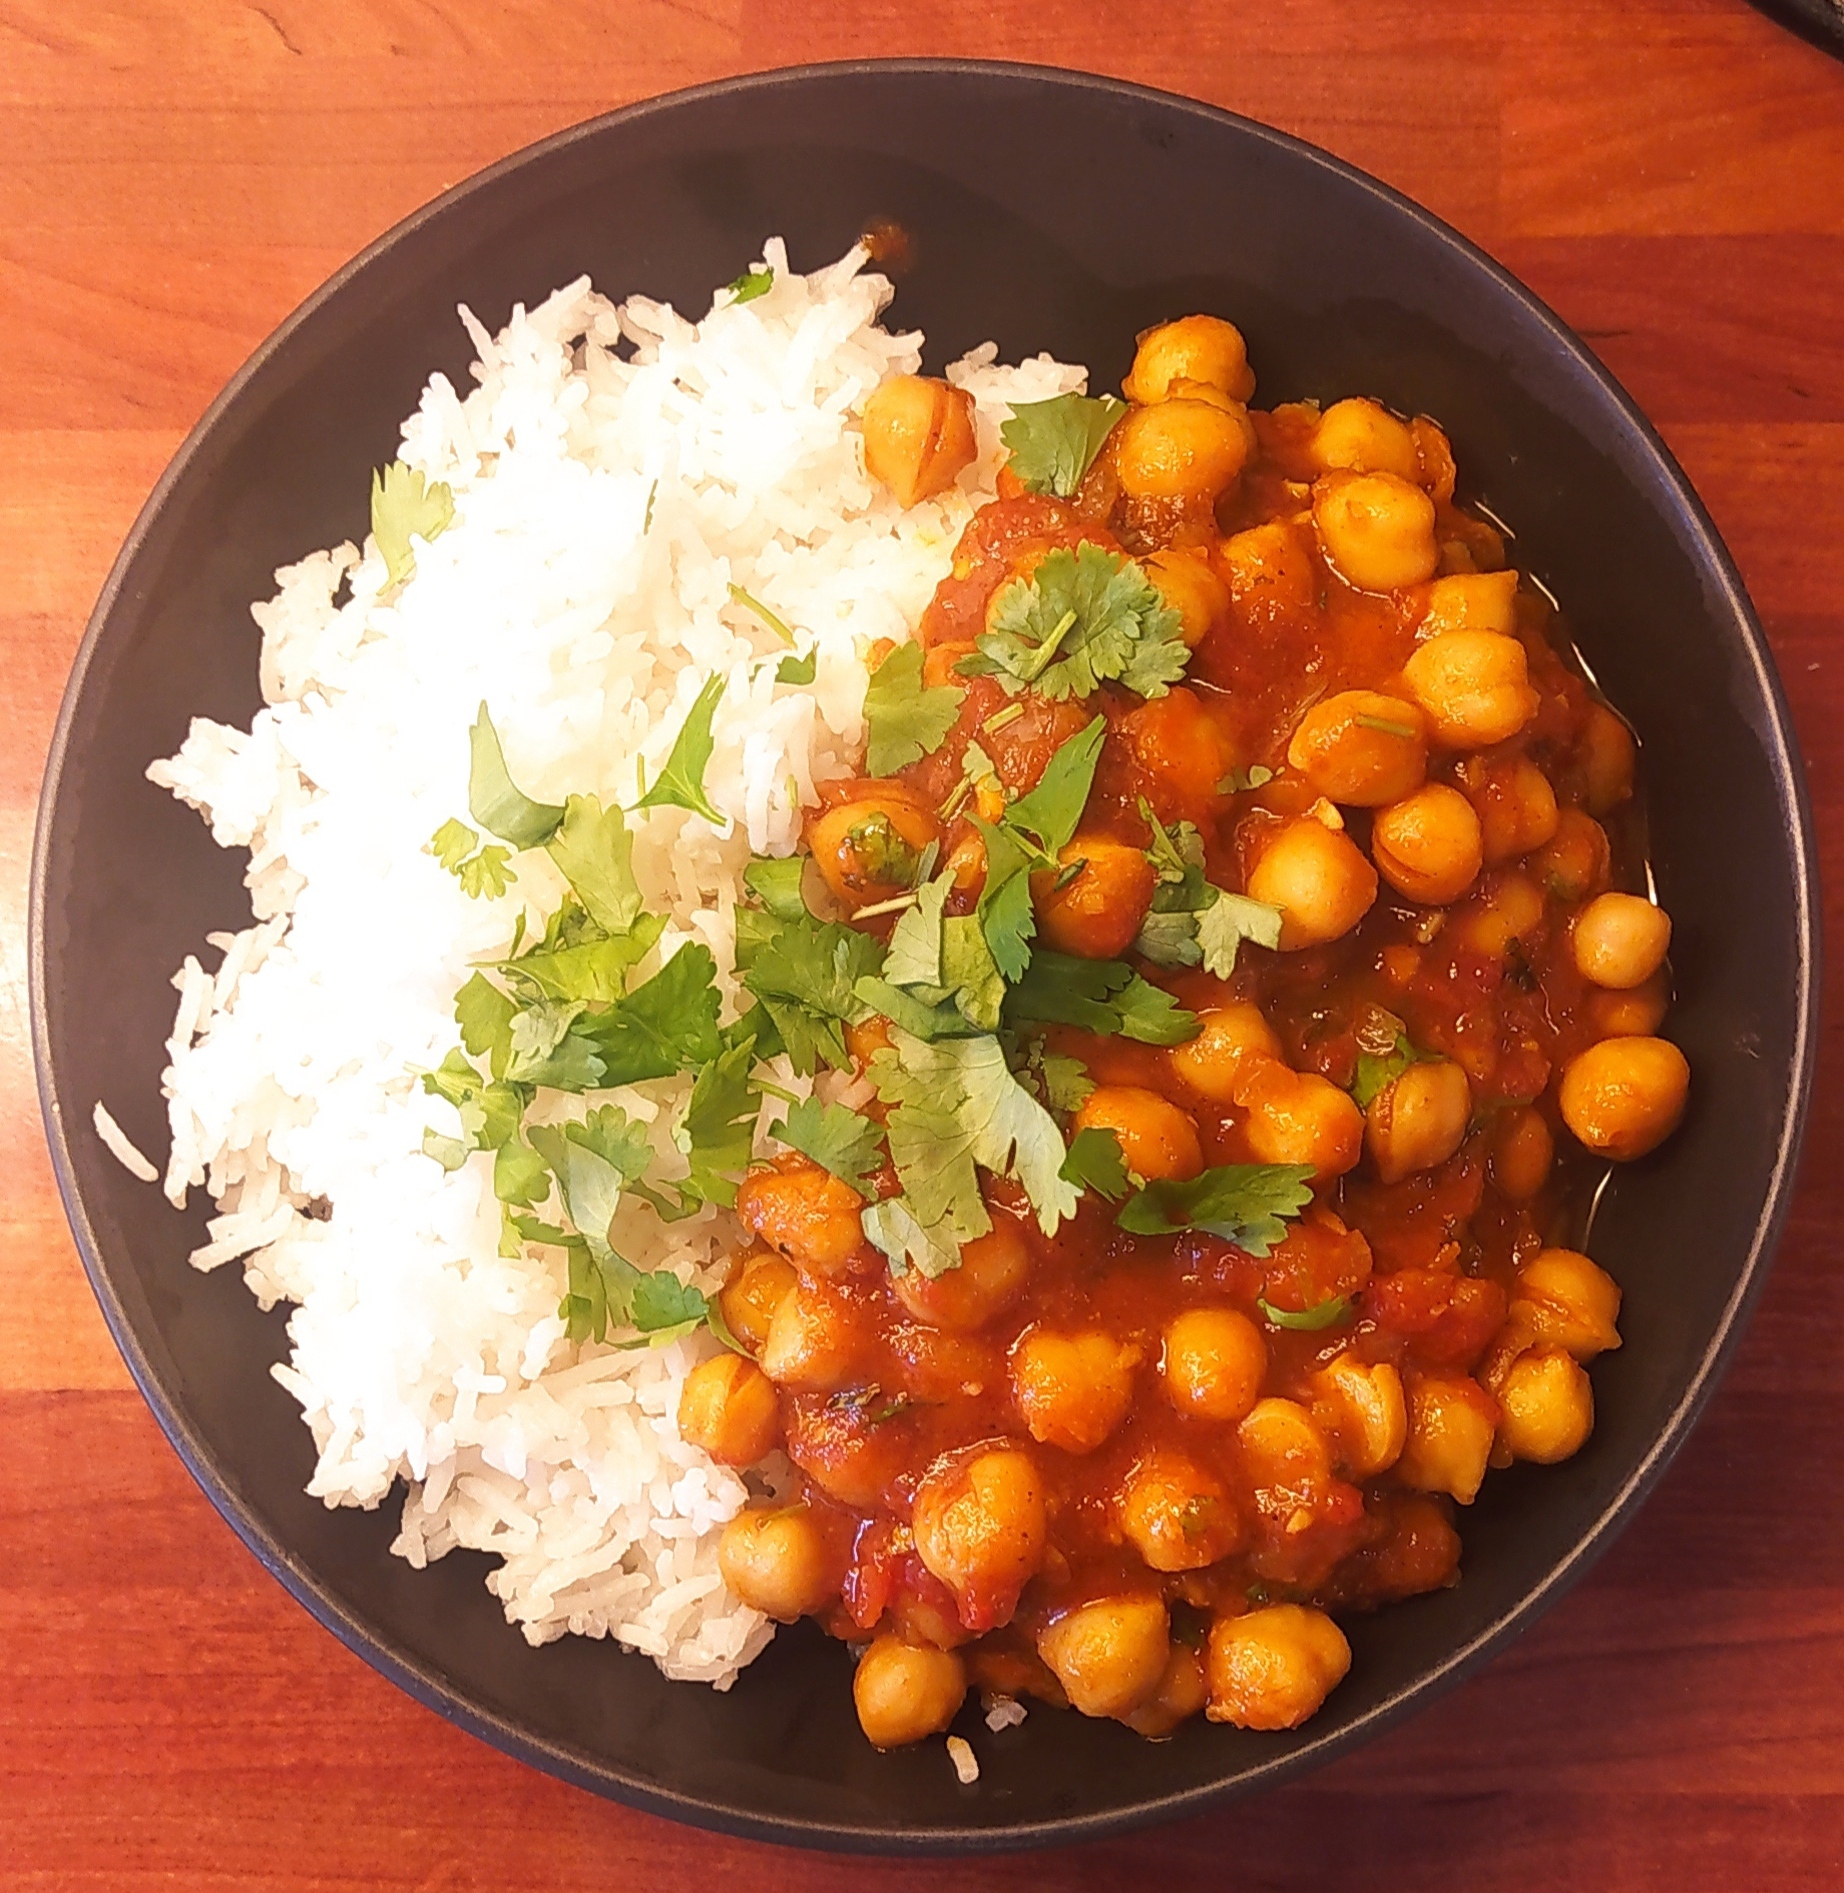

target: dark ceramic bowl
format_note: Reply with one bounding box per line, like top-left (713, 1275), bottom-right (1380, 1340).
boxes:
top-left (32, 60), bottom-right (1818, 1852)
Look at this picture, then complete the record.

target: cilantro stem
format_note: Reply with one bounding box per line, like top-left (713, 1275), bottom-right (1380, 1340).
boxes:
top-left (853, 891), bottom-right (921, 920)
top-left (755, 1079), bottom-right (800, 1105)
top-left (728, 583), bottom-right (796, 647)
top-left (1355, 715), bottom-right (1419, 739)
top-left (940, 774), bottom-right (975, 822)
top-left (1018, 607), bottom-right (1079, 684)
top-left (983, 703), bottom-right (1026, 735)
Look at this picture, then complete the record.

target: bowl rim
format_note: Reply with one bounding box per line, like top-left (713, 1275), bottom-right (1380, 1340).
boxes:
top-left (29, 55), bottom-right (1821, 1855)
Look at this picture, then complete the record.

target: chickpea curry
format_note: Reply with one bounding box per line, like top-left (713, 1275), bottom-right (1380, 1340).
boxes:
top-left (680, 315), bottom-right (1688, 1752)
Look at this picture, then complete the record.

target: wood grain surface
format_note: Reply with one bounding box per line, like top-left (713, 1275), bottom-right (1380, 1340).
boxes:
top-left (4, 3), bottom-right (1842, 1886)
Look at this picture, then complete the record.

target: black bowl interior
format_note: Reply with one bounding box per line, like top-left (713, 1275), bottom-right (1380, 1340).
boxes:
top-left (31, 61), bottom-right (1817, 1852)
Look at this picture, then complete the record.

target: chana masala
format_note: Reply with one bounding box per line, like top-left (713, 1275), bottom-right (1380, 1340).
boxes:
top-left (681, 315), bottom-right (1687, 1749)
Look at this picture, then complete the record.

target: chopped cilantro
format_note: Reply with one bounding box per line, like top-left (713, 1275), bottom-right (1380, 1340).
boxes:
top-left (727, 265), bottom-right (774, 303)
top-left (370, 460), bottom-right (454, 588)
top-left (576, 943), bottom-right (723, 1087)
top-left (635, 673), bottom-right (727, 827)
top-left (1351, 1030), bottom-right (1432, 1109)
top-left (1217, 764), bottom-right (1275, 795)
top-left (742, 913), bottom-right (882, 1075)
top-left (864, 641), bottom-right (962, 776)
top-left (776, 649), bottom-right (818, 685)
top-left (743, 855), bottom-right (809, 921)
top-left (544, 795), bottom-right (645, 936)
top-left (1059, 1125), bottom-right (1132, 1200)
top-left (999, 393), bottom-right (1126, 499)
top-left (1007, 715), bottom-right (1106, 860)
top-left (469, 705), bottom-right (566, 850)
top-left (1003, 951), bottom-right (1199, 1046)
top-left (658, 1040), bottom-right (760, 1213)
top-left (957, 544), bottom-right (1189, 702)
top-left (1196, 890), bottom-right (1284, 978)
top-left (770, 1096), bottom-right (885, 1197)
top-left (1355, 714), bottom-right (1419, 740)
top-left (623, 1271), bottom-right (712, 1345)
top-left (492, 1137), bottom-right (550, 1208)
top-left (1038, 1050), bottom-right (1095, 1112)
top-left (455, 971), bottom-right (517, 1079)
top-left (1257, 1293), bottom-right (1353, 1331)
top-left (429, 818), bottom-right (478, 873)
top-left (429, 816), bottom-right (515, 900)
top-left (1116, 1162), bottom-right (1316, 1257)
top-left (972, 819), bottom-right (1038, 982)
top-left (499, 917), bottom-right (668, 1005)
top-left (843, 810), bottom-right (922, 887)
top-left (421, 1128), bottom-right (470, 1172)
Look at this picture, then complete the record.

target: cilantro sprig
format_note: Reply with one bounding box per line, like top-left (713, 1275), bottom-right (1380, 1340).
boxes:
top-left (1131, 799), bottom-right (1283, 977)
top-left (864, 642), bottom-right (962, 776)
top-left (1116, 1163), bottom-right (1316, 1258)
top-left (957, 543), bottom-right (1189, 703)
top-left (1000, 393), bottom-right (1126, 499)
top-left (635, 674), bottom-right (727, 827)
top-left (370, 461), bottom-right (455, 589)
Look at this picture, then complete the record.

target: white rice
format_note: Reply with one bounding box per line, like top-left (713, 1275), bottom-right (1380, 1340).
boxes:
top-left (124, 239), bottom-right (1087, 1687)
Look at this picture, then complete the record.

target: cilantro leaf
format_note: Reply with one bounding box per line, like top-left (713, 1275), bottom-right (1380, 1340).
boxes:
top-left (500, 917), bottom-right (668, 1005)
top-left (1060, 1125), bottom-right (1132, 1200)
top-left (743, 855), bottom-right (809, 922)
top-left (626, 1271), bottom-right (712, 1342)
top-left (1006, 715), bottom-right (1106, 860)
top-left (1257, 1293), bottom-right (1353, 1332)
top-left (854, 975), bottom-right (981, 1042)
top-left (770, 1096), bottom-right (885, 1197)
top-left (840, 809), bottom-right (923, 890)
top-left (1000, 394), bottom-right (1126, 500)
top-left (577, 943), bottom-right (723, 1086)
top-left (527, 1122), bottom-right (631, 1259)
top-left (941, 916), bottom-right (1005, 1032)
top-left (1039, 1050), bottom-right (1095, 1113)
top-left (1116, 1163), bottom-right (1316, 1258)
top-left (868, 1030), bottom-right (1078, 1265)
top-left (456, 846), bottom-right (514, 900)
top-left (635, 673), bottom-right (727, 827)
top-left (544, 795), bottom-right (645, 937)
top-left (1003, 951), bottom-right (1199, 1046)
top-left (972, 818), bottom-right (1038, 982)
top-left (505, 999), bottom-right (606, 1090)
top-left (742, 914), bottom-right (882, 1075)
top-left (493, 1137), bottom-right (551, 1208)
top-left (864, 641), bottom-right (962, 776)
top-left (727, 265), bottom-right (774, 304)
top-left (469, 705), bottom-right (565, 849)
top-left (671, 1040), bottom-right (760, 1212)
top-left (1350, 1031), bottom-right (1432, 1110)
top-left (429, 818), bottom-right (478, 872)
top-left (1196, 890), bottom-right (1284, 978)
top-left (370, 460), bottom-right (454, 588)
top-left (882, 874), bottom-right (950, 988)
top-left (422, 1128), bottom-right (469, 1172)
top-left (1218, 764), bottom-right (1275, 795)
top-left (957, 544), bottom-right (1189, 702)
top-left (776, 650), bottom-right (818, 685)
top-left (455, 971), bottom-right (517, 1079)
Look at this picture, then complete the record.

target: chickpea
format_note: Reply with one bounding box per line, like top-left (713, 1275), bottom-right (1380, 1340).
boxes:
top-left (1011, 1328), bottom-right (1140, 1454)
top-left (1205, 1605), bottom-right (1351, 1731)
top-left (1162, 1307), bottom-right (1267, 1424)
top-left (1490, 1106), bottom-right (1553, 1202)
top-left (1247, 819), bottom-right (1378, 949)
top-left (677, 1353), bottom-right (781, 1466)
top-left (759, 1281), bottom-right (859, 1392)
top-left (1466, 755), bottom-right (1560, 865)
top-left (1371, 784), bottom-right (1484, 905)
top-left (894, 1219), bottom-right (1031, 1331)
top-left (1312, 1353), bottom-right (1407, 1478)
top-left (1032, 837), bottom-right (1158, 961)
top-left (1219, 521), bottom-right (1318, 626)
top-left (718, 1251), bottom-right (798, 1355)
top-left (1573, 892), bottom-right (1672, 990)
top-left (718, 1505), bottom-right (835, 1621)
top-left (736, 1158), bottom-right (866, 1277)
top-left (861, 375), bottom-right (977, 507)
top-left (1366, 1059), bottom-right (1472, 1185)
top-left (1072, 1086), bottom-right (1203, 1183)
top-left (1120, 685), bottom-right (1239, 811)
top-left (1114, 398), bottom-right (1253, 505)
top-left (1457, 872), bottom-right (1545, 959)
top-left (1496, 1346), bottom-right (1594, 1464)
top-left (1167, 1002), bottom-right (1285, 1104)
top-left (1118, 1450), bottom-right (1243, 1571)
top-left (911, 1446), bottom-right (1048, 1632)
top-left (1237, 1397), bottom-right (1334, 1490)
top-left (1531, 809), bottom-right (1611, 904)
top-left (1123, 314), bottom-right (1257, 405)
top-left (1308, 397), bottom-right (1420, 481)
top-left (944, 830), bottom-right (987, 897)
top-left (1419, 569), bottom-right (1519, 639)
top-left (1037, 1596), bottom-right (1171, 1719)
top-left (1558, 1036), bottom-right (1689, 1160)
top-left (1235, 1057), bottom-right (1366, 1179)
top-left (1514, 1248), bottom-right (1622, 1360)
top-left (1312, 471), bottom-right (1439, 592)
top-left (1580, 702), bottom-right (1637, 814)
top-left (1398, 1372), bottom-right (1498, 1504)
top-left (1145, 547), bottom-right (1231, 649)
top-left (1401, 631), bottom-right (1540, 750)
top-left (853, 1636), bottom-right (968, 1749)
top-left (1286, 691), bottom-right (1430, 807)
top-left (808, 792), bottom-right (943, 912)
top-left (1589, 972), bottom-right (1671, 1038)
top-left (1122, 1642), bottom-right (1210, 1738)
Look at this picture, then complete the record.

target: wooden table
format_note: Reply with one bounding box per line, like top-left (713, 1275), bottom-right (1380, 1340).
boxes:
top-left (5, 4), bottom-right (1842, 1886)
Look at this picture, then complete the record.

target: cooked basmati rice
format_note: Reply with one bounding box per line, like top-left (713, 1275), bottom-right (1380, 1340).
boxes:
top-left (130, 239), bottom-right (1088, 1688)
